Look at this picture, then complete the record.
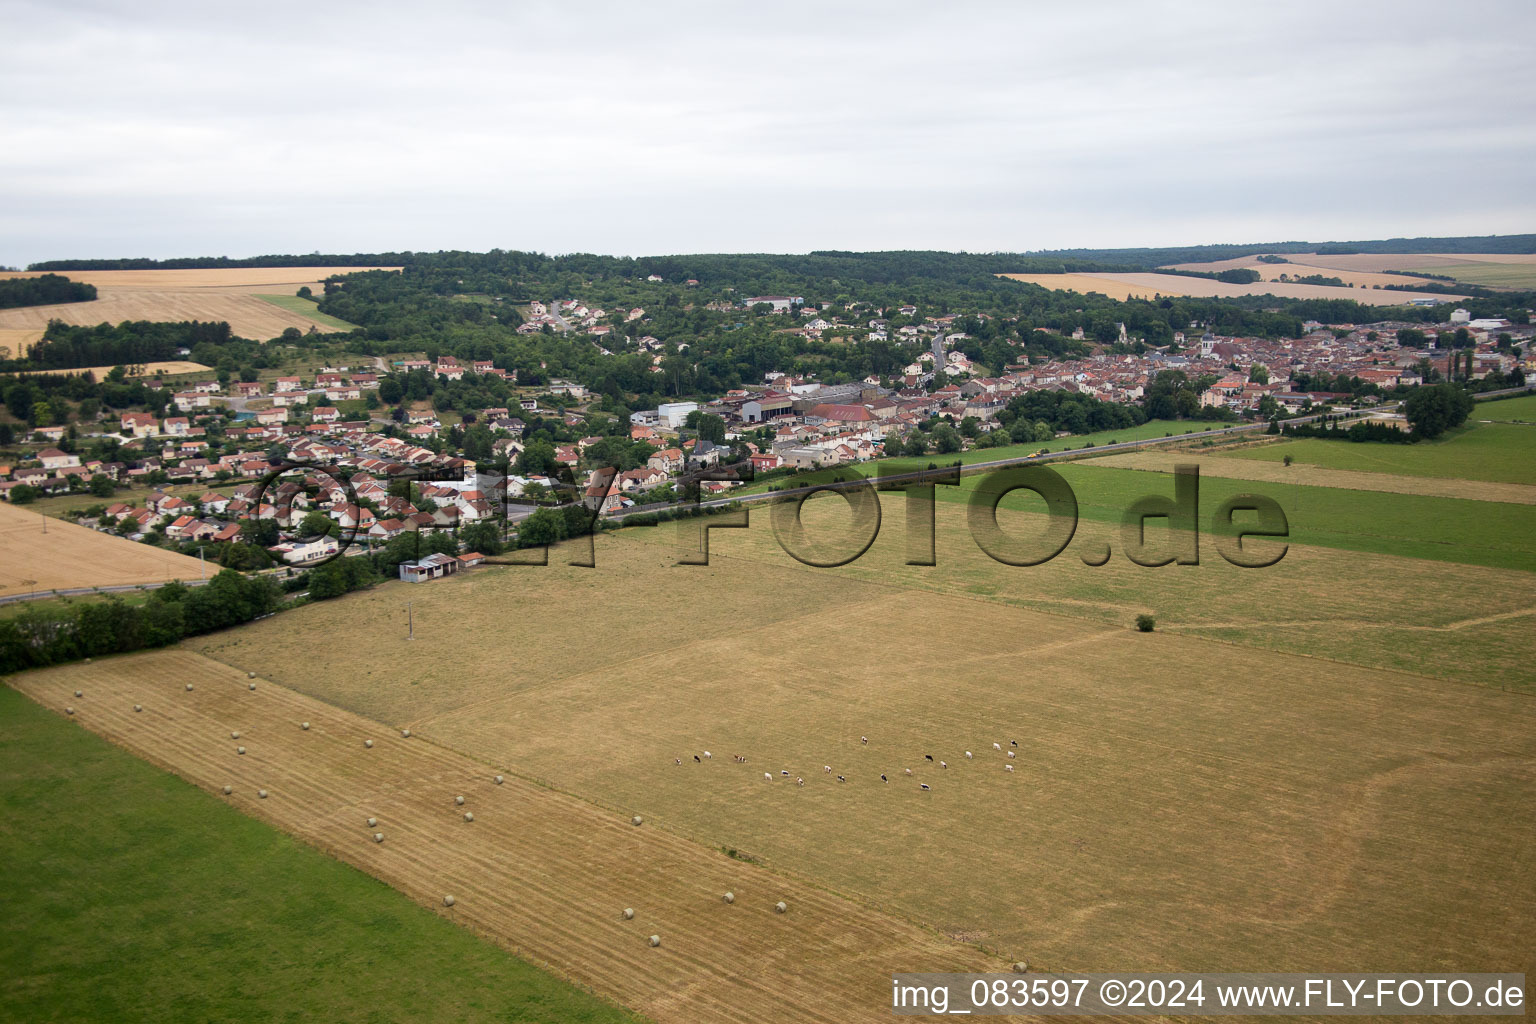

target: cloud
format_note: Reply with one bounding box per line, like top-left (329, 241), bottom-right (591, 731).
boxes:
top-left (1, 0), bottom-right (1532, 264)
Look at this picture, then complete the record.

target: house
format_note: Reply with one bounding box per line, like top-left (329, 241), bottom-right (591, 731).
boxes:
top-left (162, 417), bottom-right (192, 436)
top-left (256, 407), bottom-right (288, 425)
top-left (312, 406), bottom-right (341, 423)
top-left (647, 448), bottom-right (684, 474)
top-left (37, 447), bottom-right (80, 470)
top-left (273, 377), bottom-right (305, 393)
top-left (458, 552), bottom-right (487, 569)
top-left (120, 413), bottom-right (159, 437)
top-left (399, 551), bottom-right (460, 582)
top-left (234, 381), bottom-right (264, 397)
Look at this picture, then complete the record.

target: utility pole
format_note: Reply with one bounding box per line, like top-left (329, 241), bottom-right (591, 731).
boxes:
top-left (199, 545), bottom-right (206, 580)
top-left (406, 600), bottom-right (413, 640)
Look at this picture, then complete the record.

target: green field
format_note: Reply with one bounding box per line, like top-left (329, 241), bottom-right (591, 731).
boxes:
top-left (1219, 422), bottom-right (1536, 486)
top-left (1477, 393), bottom-right (1536, 422)
top-left (0, 686), bottom-right (640, 1024)
top-left (1407, 262), bottom-right (1536, 289)
top-left (255, 293), bottom-right (360, 330)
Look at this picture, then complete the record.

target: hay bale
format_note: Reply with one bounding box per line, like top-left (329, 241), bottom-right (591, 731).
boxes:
top-left (443, 895), bottom-right (455, 907)
top-left (133, 704), bottom-right (142, 712)
top-left (622, 908), bottom-right (634, 920)
top-left (631, 815), bottom-right (643, 826)
top-left (248, 682), bottom-right (256, 691)
top-left (463, 812), bottom-right (474, 822)
top-left (367, 816), bottom-right (377, 827)
top-left (65, 706), bottom-right (74, 715)
top-left (222, 785), bottom-right (232, 795)
top-left (494, 775), bottom-right (504, 785)
top-left (74, 690), bottom-right (82, 698)
top-left (374, 832), bottom-right (384, 843)
top-left (723, 892), bottom-right (735, 904)
top-left (1012, 961), bottom-right (1028, 973)
top-left (231, 731), bottom-right (240, 739)
top-left (257, 789), bottom-right (268, 799)
top-left (648, 935), bottom-right (660, 947)
top-left (401, 729), bottom-right (411, 738)
top-left (236, 746), bottom-right (246, 755)
top-left (364, 739), bottom-right (373, 748)
top-left (455, 795), bottom-right (465, 806)
top-left (247, 672), bottom-right (255, 679)
top-left (301, 722), bottom-right (310, 731)
top-left (775, 901), bottom-right (787, 914)
top-left (763, 772), bottom-right (772, 781)
top-left (185, 683), bottom-right (194, 691)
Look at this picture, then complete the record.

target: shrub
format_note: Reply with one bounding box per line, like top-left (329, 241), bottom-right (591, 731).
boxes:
top-left (1135, 614), bottom-right (1156, 633)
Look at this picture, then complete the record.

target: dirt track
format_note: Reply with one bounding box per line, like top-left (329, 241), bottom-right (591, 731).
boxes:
top-left (9, 650), bottom-right (1005, 1024)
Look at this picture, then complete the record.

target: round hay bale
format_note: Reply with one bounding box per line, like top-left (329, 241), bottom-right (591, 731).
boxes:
top-left (443, 895), bottom-right (455, 907)
top-left (133, 704), bottom-right (142, 712)
top-left (622, 908), bottom-right (634, 920)
top-left (493, 774), bottom-right (504, 785)
top-left (648, 934), bottom-right (660, 947)
top-left (222, 785), bottom-right (232, 795)
top-left (463, 811), bottom-right (474, 822)
top-left (763, 772), bottom-right (772, 781)
top-left (401, 729), bottom-right (411, 738)
top-left (236, 746), bottom-right (246, 755)
top-left (65, 706), bottom-right (74, 715)
top-left (1012, 961), bottom-right (1028, 973)
top-left (366, 816), bottom-right (377, 827)
top-left (723, 892), bottom-right (735, 904)
top-left (248, 682), bottom-right (256, 691)
top-left (775, 901), bottom-right (787, 914)
top-left (231, 731), bottom-right (240, 739)
top-left (84, 658), bottom-right (91, 664)
top-left (247, 672), bottom-right (255, 679)
top-left (185, 684), bottom-right (194, 691)
top-left (374, 832), bottom-right (384, 843)
top-left (301, 722), bottom-right (310, 731)
top-left (455, 795), bottom-right (465, 806)
top-left (74, 690), bottom-right (83, 698)
top-left (364, 739), bottom-right (373, 748)
top-left (631, 815), bottom-right (643, 826)
top-left (257, 789), bottom-right (268, 799)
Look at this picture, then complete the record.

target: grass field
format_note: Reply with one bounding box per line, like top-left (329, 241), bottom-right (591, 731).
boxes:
top-left (1219, 422), bottom-right (1536, 486)
top-left (256, 293), bottom-right (360, 330)
top-left (1478, 394), bottom-right (1536, 422)
top-left (0, 268), bottom-right (396, 340)
top-left (0, 501), bottom-right (206, 598)
top-left (998, 271), bottom-right (1464, 305)
top-left (168, 528), bottom-right (1536, 983)
top-left (8, 652), bottom-right (997, 1024)
top-left (1404, 263), bottom-right (1536, 290)
top-left (0, 685), bottom-right (641, 1024)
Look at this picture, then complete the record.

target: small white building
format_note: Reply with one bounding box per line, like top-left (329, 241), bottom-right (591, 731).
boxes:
top-left (656, 402), bottom-right (699, 429)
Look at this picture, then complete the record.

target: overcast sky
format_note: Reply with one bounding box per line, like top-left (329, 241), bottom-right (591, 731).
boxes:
top-left (2, 0), bottom-right (1533, 266)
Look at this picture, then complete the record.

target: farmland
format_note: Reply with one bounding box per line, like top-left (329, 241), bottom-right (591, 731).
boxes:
top-left (1158, 251), bottom-right (1536, 291)
top-left (0, 328), bottom-right (44, 360)
top-left (161, 520), bottom-right (1536, 984)
top-left (998, 271), bottom-right (1464, 305)
top-left (9, 651), bottom-right (998, 1024)
top-left (255, 293), bottom-right (360, 330)
top-left (0, 685), bottom-right (641, 1024)
top-left (0, 501), bottom-right (206, 599)
top-left (32, 359), bottom-right (214, 378)
top-left (0, 268), bottom-right (397, 340)
top-left (1218, 422), bottom-right (1536, 486)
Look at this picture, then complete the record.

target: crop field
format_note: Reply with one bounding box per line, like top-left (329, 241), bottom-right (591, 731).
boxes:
top-left (32, 359), bottom-right (214, 378)
top-left (164, 520), bottom-right (1536, 986)
top-left (0, 686), bottom-right (640, 1024)
top-left (8, 651), bottom-right (998, 1024)
top-left (1172, 252), bottom-right (1536, 291)
top-left (998, 271), bottom-right (1464, 305)
top-left (255, 293), bottom-right (360, 329)
top-left (0, 268), bottom-right (397, 340)
top-left (0, 328), bottom-right (44, 360)
top-left (1218, 422), bottom-right (1536, 487)
top-left (0, 501), bottom-right (206, 598)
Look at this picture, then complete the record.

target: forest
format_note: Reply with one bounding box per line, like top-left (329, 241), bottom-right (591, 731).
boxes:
top-left (0, 273), bottom-right (96, 309)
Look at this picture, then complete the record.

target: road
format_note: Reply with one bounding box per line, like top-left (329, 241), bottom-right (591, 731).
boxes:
top-left (608, 385), bottom-right (1534, 520)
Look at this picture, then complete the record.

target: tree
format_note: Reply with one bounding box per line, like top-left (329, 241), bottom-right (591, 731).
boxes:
top-left (931, 423), bottom-right (962, 454)
top-left (1248, 364), bottom-right (1270, 385)
top-left (379, 376), bottom-right (404, 404)
top-left (517, 507), bottom-right (567, 547)
top-left (696, 413), bottom-right (726, 444)
top-left (9, 484), bottom-right (38, 504)
top-left (299, 510), bottom-right (334, 537)
top-left (1403, 383), bottom-right (1475, 439)
top-left (89, 474), bottom-right (115, 498)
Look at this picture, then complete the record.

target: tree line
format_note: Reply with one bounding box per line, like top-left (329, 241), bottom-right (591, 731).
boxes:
top-left (0, 274), bottom-right (96, 309)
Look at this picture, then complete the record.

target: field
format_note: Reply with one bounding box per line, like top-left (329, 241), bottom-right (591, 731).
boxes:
top-left (1158, 252), bottom-right (1536, 291)
top-left (998, 271), bottom-right (1465, 305)
top-left (0, 501), bottom-right (206, 599)
top-left (0, 327), bottom-right (44, 360)
top-left (1478, 394), bottom-right (1536, 422)
top-left (1218, 423), bottom-right (1536, 486)
top-left (9, 650), bottom-right (999, 1024)
top-left (0, 686), bottom-right (640, 1024)
top-left (0, 268), bottom-right (398, 340)
top-left (158, 522), bottom-right (1536, 983)
top-left (255, 293), bottom-right (360, 329)
top-left (32, 359), bottom-right (214, 378)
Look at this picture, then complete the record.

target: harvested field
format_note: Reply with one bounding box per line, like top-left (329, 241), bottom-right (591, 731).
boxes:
top-left (0, 267), bottom-right (398, 340)
top-left (998, 271), bottom-right (1463, 305)
top-left (1079, 449), bottom-right (1536, 504)
top-left (0, 501), bottom-right (205, 598)
top-left (0, 328), bottom-right (44, 360)
top-left (9, 650), bottom-right (1001, 1024)
top-left (1160, 255), bottom-right (1443, 289)
top-left (32, 360), bottom-right (214, 378)
top-left (183, 524), bottom-right (1536, 981)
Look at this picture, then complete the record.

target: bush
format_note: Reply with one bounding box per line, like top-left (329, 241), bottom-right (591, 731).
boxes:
top-left (1135, 614), bottom-right (1156, 633)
